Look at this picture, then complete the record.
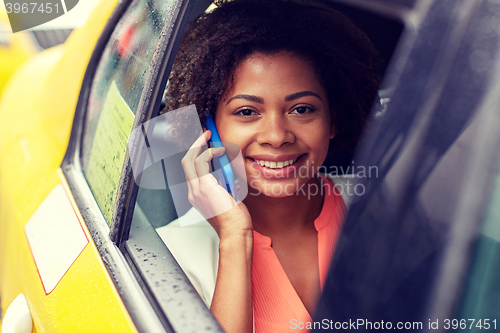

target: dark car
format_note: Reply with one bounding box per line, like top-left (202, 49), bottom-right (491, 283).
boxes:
top-left (315, 0), bottom-right (500, 332)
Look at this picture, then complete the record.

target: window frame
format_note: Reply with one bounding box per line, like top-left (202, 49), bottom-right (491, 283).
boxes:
top-left (61, 0), bottom-right (223, 331)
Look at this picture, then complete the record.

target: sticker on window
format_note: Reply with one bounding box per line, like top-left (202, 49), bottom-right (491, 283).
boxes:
top-left (86, 80), bottom-right (135, 225)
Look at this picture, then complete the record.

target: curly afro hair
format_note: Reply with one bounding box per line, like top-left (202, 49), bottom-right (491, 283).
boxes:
top-left (163, 0), bottom-right (381, 156)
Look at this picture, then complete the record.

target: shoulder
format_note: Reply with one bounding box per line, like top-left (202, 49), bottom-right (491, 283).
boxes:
top-left (156, 208), bottom-right (219, 307)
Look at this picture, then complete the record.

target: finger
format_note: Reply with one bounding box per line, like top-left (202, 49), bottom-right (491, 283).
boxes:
top-left (184, 130), bottom-right (211, 161)
top-left (195, 147), bottom-right (229, 198)
top-left (212, 146), bottom-right (227, 158)
top-left (194, 147), bottom-right (226, 178)
top-left (182, 131), bottom-right (211, 181)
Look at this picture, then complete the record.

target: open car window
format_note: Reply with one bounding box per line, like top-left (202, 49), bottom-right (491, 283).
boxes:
top-left (130, 0), bottom-right (408, 227)
top-left (123, 0), bottom-right (408, 320)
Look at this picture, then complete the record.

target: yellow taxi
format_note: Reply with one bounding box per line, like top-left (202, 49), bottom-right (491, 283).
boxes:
top-left (0, 6), bottom-right (75, 98)
top-left (1, 0), bottom-right (499, 331)
top-left (0, 9), bottom-right (36, 96)
top-left (0, 0), bottom-right (225, 330)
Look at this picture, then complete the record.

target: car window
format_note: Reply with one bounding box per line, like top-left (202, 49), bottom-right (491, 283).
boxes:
top-left (124, 0), bottom-right (407, 316)
top-left (80, 0), bottom-right (175, 225)
top-left (131, 0), bottom-right (406, 230)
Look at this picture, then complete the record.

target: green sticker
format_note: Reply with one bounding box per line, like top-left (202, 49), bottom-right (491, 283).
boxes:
top-left (86, 81), bottom-right (135, 225)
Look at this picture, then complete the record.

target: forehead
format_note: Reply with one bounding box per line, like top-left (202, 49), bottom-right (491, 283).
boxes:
top-left (226, 51), bottom-right (326, 97)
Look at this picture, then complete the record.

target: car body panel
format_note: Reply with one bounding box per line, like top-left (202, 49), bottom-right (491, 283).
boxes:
top-left (0, 9), bottom-right (38, 97)
top-left (0, 0), bottom-right (137, 331)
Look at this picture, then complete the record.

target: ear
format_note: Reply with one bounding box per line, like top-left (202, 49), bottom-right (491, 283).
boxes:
top-left (330, 123), bottom-right (337, 139)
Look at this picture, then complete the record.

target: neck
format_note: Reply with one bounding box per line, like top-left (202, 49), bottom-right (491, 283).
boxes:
top-left (243, 176), bottom-right (325, 239)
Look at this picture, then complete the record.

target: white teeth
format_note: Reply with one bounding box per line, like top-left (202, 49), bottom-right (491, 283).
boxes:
top-left (254, 157), bottom-right (299, 168)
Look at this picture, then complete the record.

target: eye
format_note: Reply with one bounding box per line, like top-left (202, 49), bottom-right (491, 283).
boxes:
top-left (290, 106), bottom-right (315, 115)
top-left (234, 108), bottom-right (258, 117)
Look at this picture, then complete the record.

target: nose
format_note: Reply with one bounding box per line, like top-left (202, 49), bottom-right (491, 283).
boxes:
top-left (256, 113), bottom-right (295, 148)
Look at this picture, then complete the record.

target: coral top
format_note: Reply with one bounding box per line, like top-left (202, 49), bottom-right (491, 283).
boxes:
top-left (252, 177), bottom-right (345, 333)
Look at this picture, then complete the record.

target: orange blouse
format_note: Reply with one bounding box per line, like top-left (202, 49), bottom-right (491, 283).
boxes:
top-left (252, 177), bottom-right (345, 332)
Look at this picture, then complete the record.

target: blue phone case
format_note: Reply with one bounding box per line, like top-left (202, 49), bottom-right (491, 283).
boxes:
top-left (206, 113), bottom-right (238, 201)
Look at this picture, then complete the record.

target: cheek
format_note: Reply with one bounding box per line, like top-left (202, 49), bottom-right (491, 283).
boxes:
top-left (218, 122), bottom-right (254, 151)
top-left (306, 123), bottom-right (332, 157)
top-left (216, 126), bottom-right (250, 189)
top-left (218, 125), bottom-right (251, 165)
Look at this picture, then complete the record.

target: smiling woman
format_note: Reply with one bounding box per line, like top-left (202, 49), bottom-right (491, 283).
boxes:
top-left (215, 52), bottom-right (334, 198)
top-left (156, 0), bottom-right (381, 332)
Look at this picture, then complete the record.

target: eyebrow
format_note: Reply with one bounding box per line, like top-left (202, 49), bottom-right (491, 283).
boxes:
top-left (226, 91), bottom-right (322, 105)
top-left (285, 91), bottom-right (322, 102)
top-left (226, 94), bottom-right (264, 105)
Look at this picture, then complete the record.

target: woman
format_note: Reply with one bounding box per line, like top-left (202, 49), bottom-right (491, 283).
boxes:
top-left (157, 0), bottom-right (381, 332)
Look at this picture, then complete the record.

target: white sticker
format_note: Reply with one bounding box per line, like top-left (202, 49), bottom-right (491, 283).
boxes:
top-left (24, 183), bottom-right (89, 294)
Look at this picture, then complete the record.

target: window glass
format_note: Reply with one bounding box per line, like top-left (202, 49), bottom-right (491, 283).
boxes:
top-left (81, 0), bottom-right (174, 225)
top-left (131, 0), bottom-right (405, 231)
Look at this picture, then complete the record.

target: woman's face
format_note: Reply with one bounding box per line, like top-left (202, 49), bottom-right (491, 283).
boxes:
top-left (215, 51), bottom-right (335, 197)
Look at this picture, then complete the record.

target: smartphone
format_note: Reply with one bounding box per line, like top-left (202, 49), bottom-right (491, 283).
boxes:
top-left (205, 113), bottom-right (238, 201)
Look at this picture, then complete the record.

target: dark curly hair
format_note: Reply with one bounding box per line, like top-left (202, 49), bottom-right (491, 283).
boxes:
top-left (163, 0), bottom-right (381, 156)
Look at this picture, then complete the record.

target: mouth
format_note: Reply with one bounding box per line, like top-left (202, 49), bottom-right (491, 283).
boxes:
top-left (251, 156), bottom-right (301, 169)
top-left (246, 154), bottom-right (306, 179)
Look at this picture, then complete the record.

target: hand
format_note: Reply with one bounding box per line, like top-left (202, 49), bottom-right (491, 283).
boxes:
top-left (181, 130), bottom-right (252, 239)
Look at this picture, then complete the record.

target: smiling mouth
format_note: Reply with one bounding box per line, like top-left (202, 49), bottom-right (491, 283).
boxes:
top-left (251, 156), bottom-right (301, 169)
